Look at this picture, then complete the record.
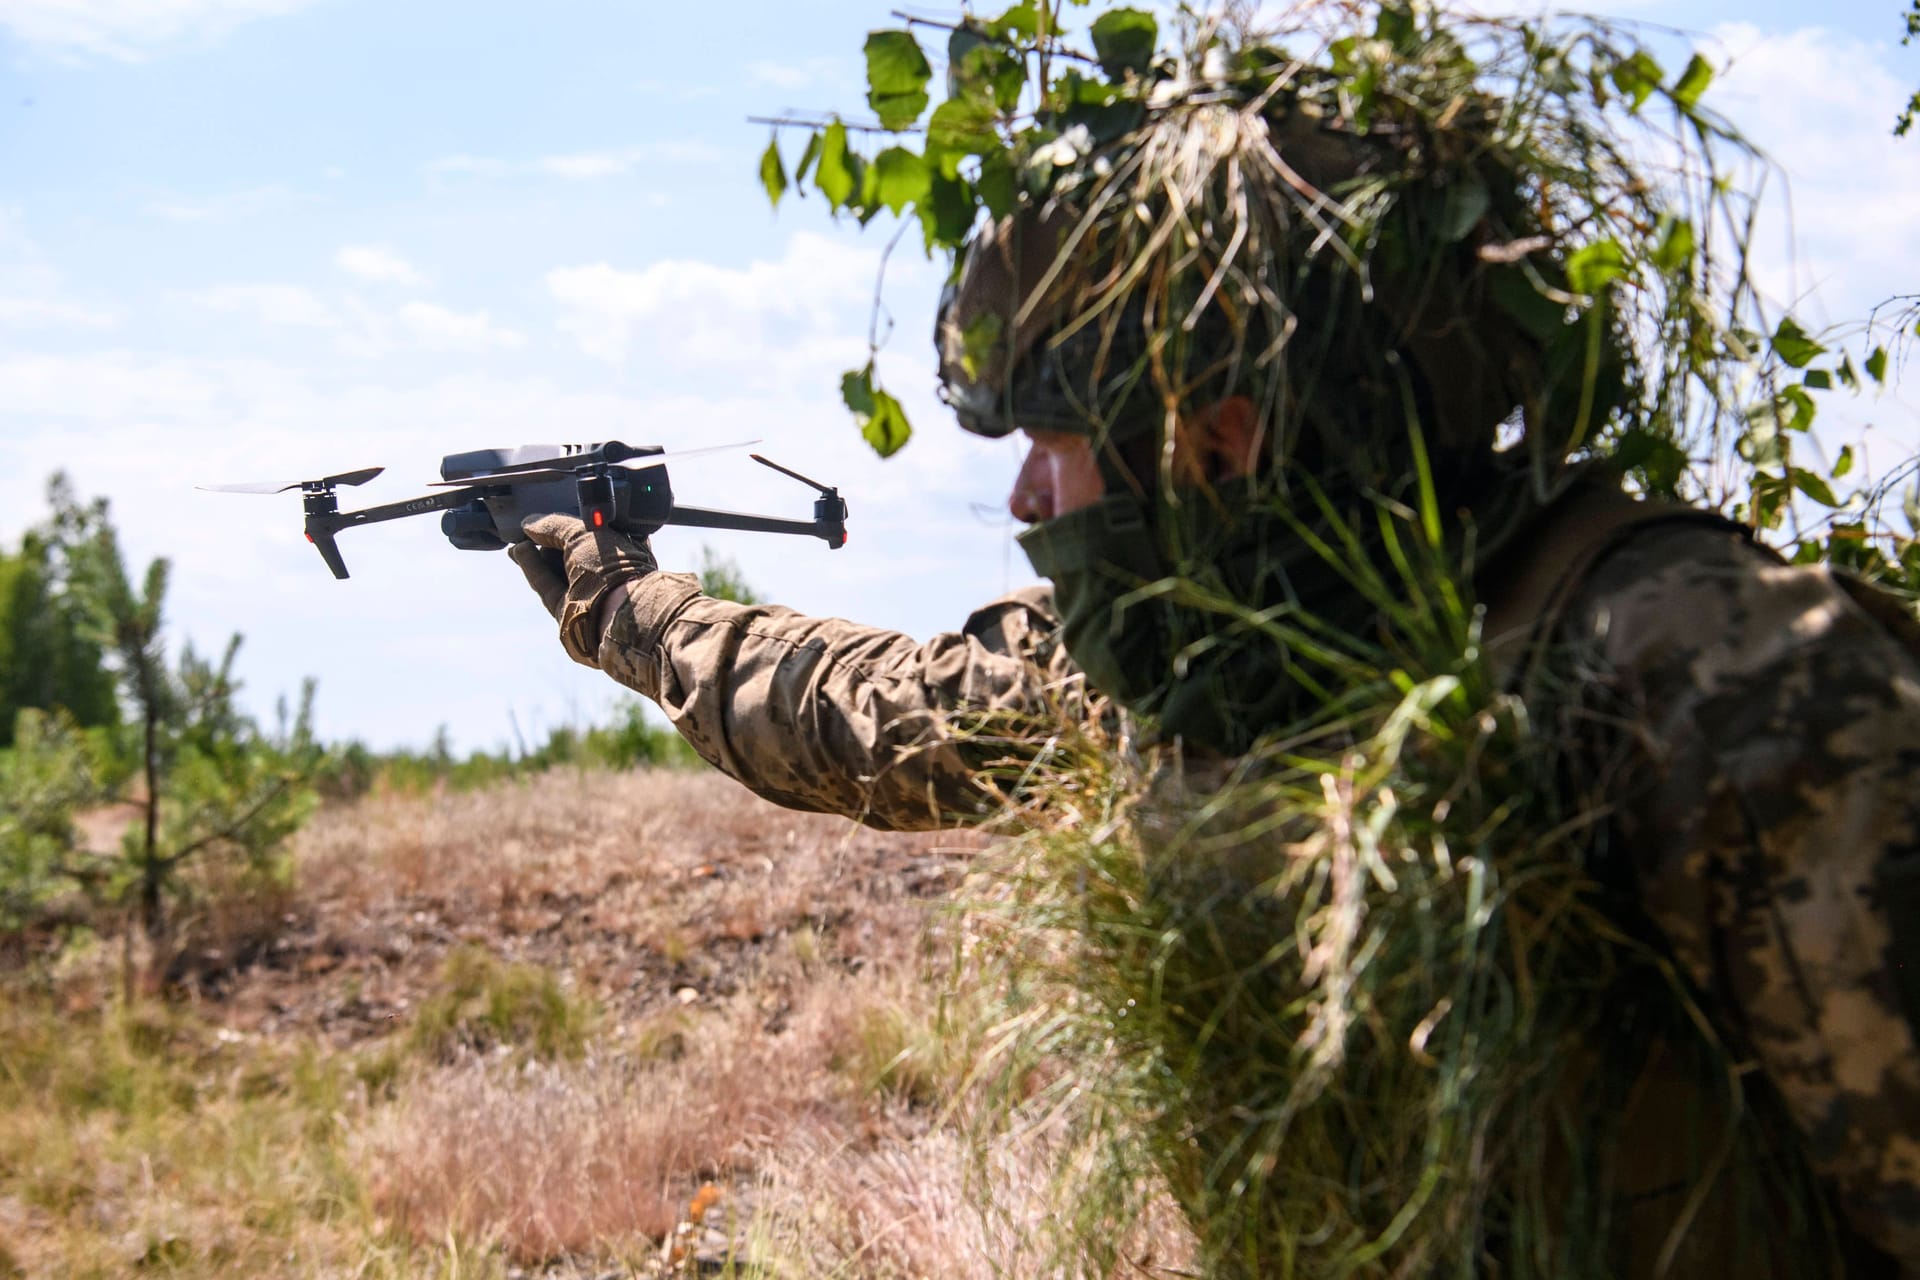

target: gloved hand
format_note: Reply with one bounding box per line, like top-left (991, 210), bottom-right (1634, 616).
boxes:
top-left (510, 513), bottom-right (658, 666)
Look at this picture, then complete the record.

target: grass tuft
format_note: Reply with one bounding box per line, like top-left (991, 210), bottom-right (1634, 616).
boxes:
top-left (406, 945), bottom-right (595, 1064)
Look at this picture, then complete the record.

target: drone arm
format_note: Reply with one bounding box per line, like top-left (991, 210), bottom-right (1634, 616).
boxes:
top-left (304, 525), bottom-right (352, 579)
top-left (663, 501), bottom-right (848, 549)
top-left (305, 489), bottom-right (484, 578)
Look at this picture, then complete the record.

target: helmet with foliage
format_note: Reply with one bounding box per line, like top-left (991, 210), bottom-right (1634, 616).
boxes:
top-left (931, 11), bottom-right (1644, 513)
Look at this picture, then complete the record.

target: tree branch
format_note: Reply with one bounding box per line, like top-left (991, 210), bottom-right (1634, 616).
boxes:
top-left (157, 775), bottom-right (293, 873)
top-left (748, 114), bottom-right (909, 136)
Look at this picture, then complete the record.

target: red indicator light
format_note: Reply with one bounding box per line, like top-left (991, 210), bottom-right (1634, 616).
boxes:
top-left (592, 509), bottom-right (605, 528)
top-left (305, 532), bottom-right (313, 543)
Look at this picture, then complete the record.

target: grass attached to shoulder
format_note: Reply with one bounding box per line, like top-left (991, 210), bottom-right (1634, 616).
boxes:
top-left (959, 493), bottom-right (1841, 1279)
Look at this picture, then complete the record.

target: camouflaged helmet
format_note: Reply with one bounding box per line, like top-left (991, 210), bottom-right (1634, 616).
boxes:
top-left (933, 78), bottom-right (1626, 481)
top-left (935, 204), bottom-right (1138, 441)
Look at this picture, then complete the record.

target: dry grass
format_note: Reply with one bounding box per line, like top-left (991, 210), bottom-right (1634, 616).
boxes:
top-left (2, 766), bottom-right (1184, 1277)
top-left (360, 969), bottom-right (893, 1262)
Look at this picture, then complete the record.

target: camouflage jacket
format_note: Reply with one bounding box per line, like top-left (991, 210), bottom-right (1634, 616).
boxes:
top-left (593, 500), bottom-right (1920, 1271)
top-left (595, 575), bottom-right (1076, 831)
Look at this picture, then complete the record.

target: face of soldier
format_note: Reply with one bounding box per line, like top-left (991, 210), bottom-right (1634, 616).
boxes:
top-left (1009, 428), bottom-right (1106, 524)
top-left (1005, 398), bottom-right (1263, 526)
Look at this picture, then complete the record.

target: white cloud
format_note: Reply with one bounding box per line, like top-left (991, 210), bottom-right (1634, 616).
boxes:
top-left (335, 244), bottom-right (425, 287)
top-left (536, 148), bottom-right (653, 181)
top-left (0, 0), bottom-right (324, 61)
top-left (144, 184), bottom-right (309, 222)
top-left (427, 154), bottom-right (512, 179)
top-left (433, 142), bottom-right (723, 183)
top-left (397, 301), bottom-right (524, 352)
top-left (544, 230), bottom-right (896, 367)
top-left (748, 57), bottom-right (844, 92)
top-left (0, 206), bottom-right (121, 330)
top-left (190, 282), bottom-right (338, 328)
top-left (0, 296), bottom-right (121, 329)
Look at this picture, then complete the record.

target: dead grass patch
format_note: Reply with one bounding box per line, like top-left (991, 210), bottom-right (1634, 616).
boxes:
top-left (360, 964), bottom-right (909, 1263)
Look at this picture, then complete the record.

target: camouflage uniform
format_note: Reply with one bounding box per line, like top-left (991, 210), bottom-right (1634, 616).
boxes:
top-left (1503, 495), bottom-right (1920, 1275)
top-left (586, 489), bottom-right (1920, 1272)
top-left (594, 572), bottom-right (1074, 831)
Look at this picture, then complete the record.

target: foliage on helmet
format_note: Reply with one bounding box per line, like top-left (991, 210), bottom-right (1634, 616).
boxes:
top-left (762, 0), bottom-right (1907, 578)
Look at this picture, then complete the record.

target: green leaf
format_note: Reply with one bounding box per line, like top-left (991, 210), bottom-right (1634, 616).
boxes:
top-left (955, 41), bottom-right (1026, 113)
top-left (863, 386), bottom-right (912, 456)
top-left (1769, 316), bottom-right (1826, 369)
top-left (1374, 2), bottom-right (1416, 52)
top-left (1833, 444), bottom-right (1855, 479)
top-left (1803, 369), bottom-right (1832, 391)
top-left (1903, 482), bottom-right (1920, 535)
top-left (795, 131), bottom-right (823, 187)
top-left (872, 147), bottom-right (930, 216)
top-left (1739, 401), bottom-right (1787, 468)
top-left (1439, 176), bottom-right (1489, 243)
top-left (758, 138), bottom-right (787, 208)
top-left (1672, 53), bottom-right (1714, 109)
top-left (816, 121), bottom-right (855, 208)
top-left (985, 0), bottom-right (1039, 40)
top-left (959, 312), bottom-right (1003, 381)
top-left (1089, 8), bottom-right (1157, 80)
top-left (1490, 269), bottom-right (1569, 343)
top-left (1608, 50), bottom-right (1663, 111)
top-left (841, 365), bottom-right (874, 416)
top-left (841, 364), bottom-right (912, 456)
top-left (1611, 427), bottom-right (1688, 494)
top-left (1837, 355), bottom-right (1860, 390)
top-left (918, 171), bottom-right (976, 253)
top-left (1651, 215), bottom-right (1694, 273)
top-left (1564, 239), bottom-right (1628, 297)
top-left (1789, 466), bottom-right (1838, 508)
top-left (977, 149), bottom-right (1018, 221)
top-left (865, 30), bottom-right (932, 131)
top-left (1867, 346), bottom-right (1890, 384)
top-left (925, 97), bottom-right (998, 178)
top-left (1781, 384), bottom-right (1817, 433)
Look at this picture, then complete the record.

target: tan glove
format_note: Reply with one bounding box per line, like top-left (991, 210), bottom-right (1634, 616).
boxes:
top-left (510, 513), bottom-right (658, 666)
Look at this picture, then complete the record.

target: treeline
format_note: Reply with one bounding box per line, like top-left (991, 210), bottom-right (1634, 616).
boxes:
top-left (314, 701), bottom-right (701, 800)
top-left (0, 475), bottom-right (727, 968)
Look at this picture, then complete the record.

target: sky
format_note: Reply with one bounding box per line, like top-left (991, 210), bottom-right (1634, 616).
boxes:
top-left (0, 0), bottom-right (1916, 754)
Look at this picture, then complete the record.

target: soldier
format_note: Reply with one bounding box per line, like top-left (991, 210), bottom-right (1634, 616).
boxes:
top-left (509, 41), bottom-right (1920, 1276)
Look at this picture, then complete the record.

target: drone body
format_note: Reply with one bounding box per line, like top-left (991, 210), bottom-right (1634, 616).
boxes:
top-left (202, 441), bottom-right (848, 579)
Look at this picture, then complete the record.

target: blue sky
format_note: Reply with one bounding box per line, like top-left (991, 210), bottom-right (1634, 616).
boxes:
top-left (2, 0), bottom-right (1917, 752)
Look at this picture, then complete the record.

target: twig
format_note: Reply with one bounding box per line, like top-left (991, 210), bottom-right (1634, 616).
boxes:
top-left (887, 7), bottom-right (1099, 66)
top-left (869, 219), bottom-right (914, 351)
top-left (748, 114), bottom-right (910, 136)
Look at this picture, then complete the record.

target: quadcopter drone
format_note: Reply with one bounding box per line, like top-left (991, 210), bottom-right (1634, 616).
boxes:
top-left (201, 441), bottom-right (849, 579)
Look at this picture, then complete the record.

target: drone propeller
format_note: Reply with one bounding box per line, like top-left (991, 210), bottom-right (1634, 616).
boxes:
top-left (198, 466), bottom-right (385, 495)
top-left (426, 439), bottom-right (760, 488)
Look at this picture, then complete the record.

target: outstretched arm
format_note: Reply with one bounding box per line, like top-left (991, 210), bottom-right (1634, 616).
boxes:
top-left (511, 514), bottom-right (1075, 831)
top-left (595, 574), bottom-right (1073, 831)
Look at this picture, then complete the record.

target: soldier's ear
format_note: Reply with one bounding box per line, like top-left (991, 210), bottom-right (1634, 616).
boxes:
top-left (1204, 396), bottom-right (1262, 481)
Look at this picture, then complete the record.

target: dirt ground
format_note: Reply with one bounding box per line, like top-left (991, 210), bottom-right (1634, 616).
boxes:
top-left (5, 768), bottom-right (1197, 1278)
